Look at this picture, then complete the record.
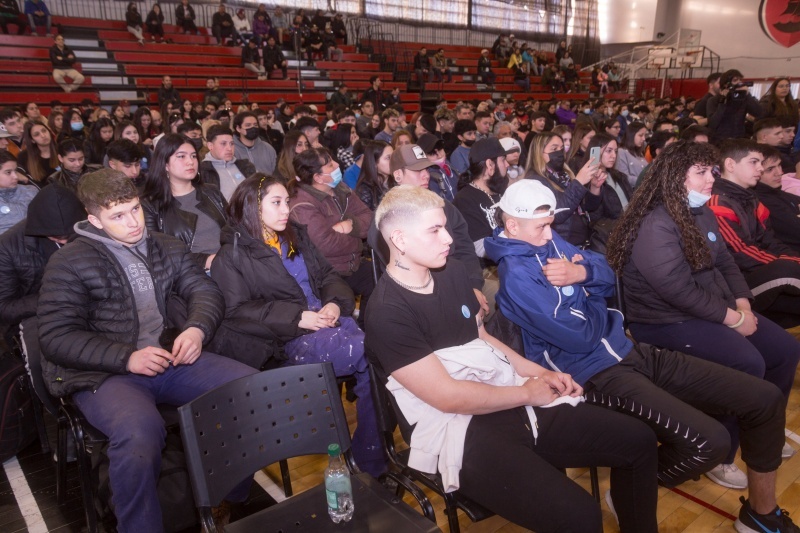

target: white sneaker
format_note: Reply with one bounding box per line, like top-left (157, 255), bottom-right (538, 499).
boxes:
top-left (705, 463), bottom-right (748, 489)
top-left (604, 489), bottom-right (618, 525)
top-left (783, 442), bottom-right (796, 459)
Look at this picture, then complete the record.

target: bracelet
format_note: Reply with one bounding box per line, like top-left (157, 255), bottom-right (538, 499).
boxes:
top-left (728, 310), bottom-right (746, 329)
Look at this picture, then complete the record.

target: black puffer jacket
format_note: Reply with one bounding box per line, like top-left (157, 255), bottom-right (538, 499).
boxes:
top-left (142, 185), bottom-right (228, 270)
top-left (208, 222), bottom-right (354, 369)
top-left (38, 223), bottom-right (224, 397)
top-left (0, 183), bottom-right (84, 327)
top-left (525, 171), bottom-right (601, 247)
top-left (622, 204), bottom-right (752, 325)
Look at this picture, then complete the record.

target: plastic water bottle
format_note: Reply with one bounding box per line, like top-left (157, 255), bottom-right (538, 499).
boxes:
top-left (324, 443), bottom-right (354, 523)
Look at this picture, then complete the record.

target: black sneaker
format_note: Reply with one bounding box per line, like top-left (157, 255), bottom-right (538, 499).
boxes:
top-left (735, 496), bottom-right (800, 533)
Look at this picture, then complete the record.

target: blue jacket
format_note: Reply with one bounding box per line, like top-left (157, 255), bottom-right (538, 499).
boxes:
top-left (484, 228), bottom-right (632, 386)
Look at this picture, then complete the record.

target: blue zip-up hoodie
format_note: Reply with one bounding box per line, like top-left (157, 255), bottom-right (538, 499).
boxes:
top-left (484, 228), bottom-right (632, 386)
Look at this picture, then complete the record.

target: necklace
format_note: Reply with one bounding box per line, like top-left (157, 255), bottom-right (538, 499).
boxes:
top-left (385, 268), bottom-right (433, 291)
top-left (470, 182), bottom-right (496, 202)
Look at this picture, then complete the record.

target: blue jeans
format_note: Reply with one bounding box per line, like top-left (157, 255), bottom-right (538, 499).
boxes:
top-left (73, 352), bottom-right (258, 533)
top-left (630, 314), bottom-right (800, 463)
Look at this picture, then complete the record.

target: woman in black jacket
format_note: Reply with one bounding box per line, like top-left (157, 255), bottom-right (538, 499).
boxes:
top-left (523, 131), bottom-right (604, 247)
top-left (125, 1), bottom-right (145, 45)
top-left (354, 140), bottom-right (392, 211)
top-left (82, 117), bottom-right (114, 166)
top-left (145, 3), bottom-right (165, 42)
top-left (209, 174), bottom-right (385, 477)
top-left (142, 133), bottom-right (227, 271)
top-left (606, 140), bottom-right (800, 486)
top-left (581, 133), bottom-right (633, 253)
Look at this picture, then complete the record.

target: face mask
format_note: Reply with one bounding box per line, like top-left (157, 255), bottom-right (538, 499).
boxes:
top-left (325, 167), bottom-right (342, 188)
top-left (244, 127), bottom-right (260, 141)
top-left (433, 156), bottom-right (446, 168)
top-left (463, 138), bottom-right (476, 147)
top-left (189, 137), bottom-right (203, 151)
top-left (507, 166), bottom-right (520, 181)
top-left (546, 148), bottom-right (566, 171)
top-left (71, 122), bottom-right (84, 132)
top-left (583, 109), bottom-right (592, 115)
top-left (687, 189), bottom-right (711, 208)
top-left (621, 110), bottom-right (629, 117)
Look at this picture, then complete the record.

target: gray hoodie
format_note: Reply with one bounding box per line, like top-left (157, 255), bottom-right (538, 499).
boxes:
top-left (203, 152), bottom-right (246, 200)
top-left (233, 136), bottom-right (277, 176)
top-left (74, 221), bottom-right (164, 350)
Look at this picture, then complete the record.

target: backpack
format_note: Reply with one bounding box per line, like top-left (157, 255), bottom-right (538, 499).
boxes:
top-left (0, 352), bottom-right (38, 463)
top-left (92, 426), bottom-right (199, 532)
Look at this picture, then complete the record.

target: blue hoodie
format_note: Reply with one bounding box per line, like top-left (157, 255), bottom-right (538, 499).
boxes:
top-left (484, 228), bottom-right (632, 386)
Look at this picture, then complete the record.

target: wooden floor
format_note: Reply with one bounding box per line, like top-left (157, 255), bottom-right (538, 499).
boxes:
top-left (270, 325), bottom-right (800, 533)
top-left (2, 326), bottom-right (800, 532)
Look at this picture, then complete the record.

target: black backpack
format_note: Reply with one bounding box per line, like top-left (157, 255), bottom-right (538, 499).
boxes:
top-left (92, 426), bottom-right (199, 532)
top-left (0, 352), bottom-right (38, 463)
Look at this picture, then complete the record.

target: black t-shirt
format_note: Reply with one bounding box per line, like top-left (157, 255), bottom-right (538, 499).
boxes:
top-left (365, 258), bottom-right (481, 379)
top-left (452, 184), bottom-right (500, 243)
top-left (694, 92), bottom-right (713, 118)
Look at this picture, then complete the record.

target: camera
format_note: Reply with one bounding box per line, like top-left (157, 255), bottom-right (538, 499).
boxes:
top-left (726, 81), bottom-right (754, 90)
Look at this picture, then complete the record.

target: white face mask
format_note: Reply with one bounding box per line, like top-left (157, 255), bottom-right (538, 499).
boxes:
top-left (687, 189), bottom-right (711, 208)
top-left (433, 156), bottom-right (446, 167)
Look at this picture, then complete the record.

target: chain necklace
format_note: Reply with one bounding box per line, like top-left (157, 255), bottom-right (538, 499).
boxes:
top-left (470, 182), bottom-right (496, 202)
top-left (385, 268), bottom-right (433, 291)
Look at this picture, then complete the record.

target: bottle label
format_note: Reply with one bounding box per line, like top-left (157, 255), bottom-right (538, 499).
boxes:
top-left (326, 489), bottom-right (338, 510)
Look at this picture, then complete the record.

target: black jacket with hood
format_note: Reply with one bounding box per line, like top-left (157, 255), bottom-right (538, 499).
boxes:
top-left (142, 185), bottom-right (228, 270)
top-left (753, 182), bottom-right (800, 254)
top-left (38, 223), bottom-right (224, 398)
top-left (0, 184), bottom-right (84, 327)
top-left (208, 222), bottom-right (354, 370)
top-left (622, 204), bottom-right (752, 325)
top-left (46, 163), bottom-right (103, 192)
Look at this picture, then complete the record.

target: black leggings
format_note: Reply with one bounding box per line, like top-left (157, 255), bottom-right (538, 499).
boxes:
top-left (342, 260), bottom-right (375, 328)
top-left (586, 344), bottom-right (785, 487)
top-left (458, 404), bottom-right (658, 533)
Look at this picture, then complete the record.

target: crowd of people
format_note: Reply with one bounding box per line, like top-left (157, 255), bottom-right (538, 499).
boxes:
top-left (2, 3), bottom-right (800, 532)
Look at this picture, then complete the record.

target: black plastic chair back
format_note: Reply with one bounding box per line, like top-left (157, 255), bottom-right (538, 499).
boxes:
top-left (19, 316), bottom-right (60, 418)
top-left (178, 362), bottom-right (352, 509)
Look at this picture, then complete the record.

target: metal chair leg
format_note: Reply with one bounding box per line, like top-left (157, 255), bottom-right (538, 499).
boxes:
top-left (444, 492), bottom-right (461, 533)
top-left (590, 466), bottom-right (601, 503)
top-left (279, 459), bottom-right (293, 497)
top-left (56, 415), bottom-right (68, 505)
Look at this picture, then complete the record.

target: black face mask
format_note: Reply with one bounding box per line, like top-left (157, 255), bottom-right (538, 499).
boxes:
top-left (546, 148), bottom-right (566, 171)
top-left (244, 127), bottom-right (260, 141)
top-left (463, 138), bottom-right (476, 147)
top-left (189, 137), bottom-right (203, 151)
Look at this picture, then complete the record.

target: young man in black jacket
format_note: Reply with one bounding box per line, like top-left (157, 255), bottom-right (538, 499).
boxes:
top-left (753, 144), bottom-right (800, 253)
top-left (211, 3), bottom-right (236, 45)
top-left (263, 36), bottom-right (288, 80)
top-left (157, 75), bottom-right (180, 107)
top-left (175, 0), bottom-right (198, 35)
top-left (199, 124), bottom-right (255, 200)
top-left (0, 0), bottom-right (28, 35)
top-left (37, 170), bottom-right (256, 532)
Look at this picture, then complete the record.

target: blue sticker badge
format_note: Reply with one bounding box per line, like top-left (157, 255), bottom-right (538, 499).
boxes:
top-left (708, 232), bottom-right (717, 242)
top-left (561, 286), bottom-right (575, 296)
top-left (461, 305), bottom-right (471, 318)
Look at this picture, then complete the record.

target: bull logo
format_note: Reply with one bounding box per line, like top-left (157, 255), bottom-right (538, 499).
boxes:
top-left (760, 0), bottom-right (800, 47)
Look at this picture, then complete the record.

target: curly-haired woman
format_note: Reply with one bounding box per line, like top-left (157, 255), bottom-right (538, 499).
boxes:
top-left (605, 140), bottom-right (800, 490)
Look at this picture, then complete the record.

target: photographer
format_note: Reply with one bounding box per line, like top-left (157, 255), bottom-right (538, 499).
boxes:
top-left (706, 69), bottom-right (763, 142)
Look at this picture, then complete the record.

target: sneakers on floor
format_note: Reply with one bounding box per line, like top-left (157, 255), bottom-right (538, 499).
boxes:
top-left (705, 463), bottom-right (748, 489)
top-left (604, 489), bottom-right (618, 525)
top-left (783, 442), bottom-right (796, 459)
top-left (735, 496), bottom-right (800, 533)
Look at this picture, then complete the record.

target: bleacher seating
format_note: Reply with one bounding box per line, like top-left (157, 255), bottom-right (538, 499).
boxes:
top-left (0, 15), bottom-right (604, 117)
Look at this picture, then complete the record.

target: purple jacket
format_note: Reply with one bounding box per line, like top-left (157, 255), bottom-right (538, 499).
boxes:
top-left (555, 107), bottom-right (577, 128)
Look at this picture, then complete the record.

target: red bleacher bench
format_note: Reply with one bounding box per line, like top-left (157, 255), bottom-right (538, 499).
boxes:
top-left (106, 41), bottom-right (241, 57)
top-left (315, 61), bottom-right (380, 71)
top-left (0, 46), bottom-right (50, 60)
top-left (97, 30), bottom-right (216, 46)
top-left (114, 52), bottom-right (242, 66)
top-left (1, 92), bottom-right (97, 105)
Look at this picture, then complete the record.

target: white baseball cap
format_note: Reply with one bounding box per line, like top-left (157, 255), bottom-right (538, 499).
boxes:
top-left (0, 123), bottom-right (11, 139)
top-left (499, 137), bottom-right (521, 154)
top-left (492, 180), bottom-right (569, 219)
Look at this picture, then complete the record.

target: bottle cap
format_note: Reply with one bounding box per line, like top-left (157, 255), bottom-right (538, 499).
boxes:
top-left (327, 443), bottom-right (341, 456)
